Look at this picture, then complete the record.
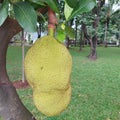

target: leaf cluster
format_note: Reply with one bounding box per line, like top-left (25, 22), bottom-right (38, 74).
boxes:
top-left (65, 0), bottom-right (96, 20)
top-left (56, 23), bottom-right (75, 42)
top-left (0, 0), bottom-right (96, 33)
top-left (0, 0), bottom-right (59, 32)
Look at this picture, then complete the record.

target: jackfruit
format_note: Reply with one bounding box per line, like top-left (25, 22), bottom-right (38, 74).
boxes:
top-left (24, 35), bottom-right (72, 116)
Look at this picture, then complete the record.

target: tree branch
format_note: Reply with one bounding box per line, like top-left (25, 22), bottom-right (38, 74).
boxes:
top-left (0, 17), bottom-right (22, 84)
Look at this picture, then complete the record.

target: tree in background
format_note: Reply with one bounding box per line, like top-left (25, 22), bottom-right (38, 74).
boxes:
top-left (74, 0), bottom-right (119, 59)
top-left (80, 0), bottom-right (105, 60)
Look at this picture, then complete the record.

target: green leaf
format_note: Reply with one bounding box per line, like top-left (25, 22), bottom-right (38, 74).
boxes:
top-left (68, 0), bottom-right (96, 20)
top-left (56, 27), bottom-right (66, 42)
top-left (28, 2), bottom-right (43, 10)
top-left (37, 12), bottom-right (46, 23)
top-left (65, 0), bottom-right (79, 8)
top-left (0, 0), bottom-right (9, 26)
top-left (45, 0), bottom-right (59, 13)
top-left (64, 1), bottom-right (73, 20)
top-left (13, 2), bottom-right (37, 32)
top-left (28, 0), bottom-right (45, 6)
top-left (56, 23), bottom-right (75, 42)
top-left (65, 25), bottom-right (75, 39)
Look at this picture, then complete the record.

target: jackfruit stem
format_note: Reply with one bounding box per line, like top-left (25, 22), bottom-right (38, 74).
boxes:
top-left (48, 7), bottom-right (57, 36)
top-left (48, 28), bottom-right (54, 36)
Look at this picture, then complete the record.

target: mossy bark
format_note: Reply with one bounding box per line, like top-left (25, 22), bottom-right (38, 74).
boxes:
top-left (0, 17), bottom-right (36, 120)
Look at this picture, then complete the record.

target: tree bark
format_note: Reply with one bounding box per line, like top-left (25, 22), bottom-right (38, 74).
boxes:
top-left (66, 36), bottom-right (70, 49)
top-left (0, 17), bottom-right (36, 120)
top-left (21, 30), bottom-right (25, 82)
top-left (79, 29), bottom-right (83, 51)
top-left (88, 35), bottom-right (97, 60)
top-left (104, 23), bottom-right (108, 47)
top-left (79, 21), bottom-right (85, 51)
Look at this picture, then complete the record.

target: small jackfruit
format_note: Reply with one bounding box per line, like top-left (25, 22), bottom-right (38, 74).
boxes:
top-left (24, 35), bottom-right (72, 116)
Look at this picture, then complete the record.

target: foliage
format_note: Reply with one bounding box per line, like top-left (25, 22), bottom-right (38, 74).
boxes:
top-left (111, 10), bottom-right (120, 27)
top-left (56, 23), bottom-right (75, 42)
top-left (56, 25), bottom-right (66, 42)
top-left (13, 2), bottom-right (37, 32)
top-left (28, 0), bottom-right (46, 6)
top-left (65, 0), bottom-right (96, 20)
top-left (56, 0), bottom-right (96, 42)
top-left (0, 0), bottom-right (96, 34)
top-left (0, 0), bottom-right (60, 32)
top-left (74, 0), bottom-right (120, 45)
top-left (64, 1), bottom-right (73, 20)
top-left (0, 0), bottom-right (9, 26)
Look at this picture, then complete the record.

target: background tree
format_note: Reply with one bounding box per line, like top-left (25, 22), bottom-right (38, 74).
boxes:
top-left (80, 0), bottom-right (105, 60)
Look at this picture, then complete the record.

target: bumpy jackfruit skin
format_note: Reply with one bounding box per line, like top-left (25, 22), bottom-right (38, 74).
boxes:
top-left (33, 85), bottom-right (71, 116)
top-left (24, 35), bottom-right (72, 116)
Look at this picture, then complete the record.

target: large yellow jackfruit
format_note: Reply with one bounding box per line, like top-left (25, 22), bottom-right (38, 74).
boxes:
top-left (24, 35), bottom-right (72, 116)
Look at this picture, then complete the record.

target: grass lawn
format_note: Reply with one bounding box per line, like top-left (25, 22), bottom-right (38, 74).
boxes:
top-left (7, 46), bottom-right (120, 120)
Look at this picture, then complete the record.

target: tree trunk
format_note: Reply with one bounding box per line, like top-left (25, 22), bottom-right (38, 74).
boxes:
top-left (21, 30), bottom-right (25, 82)
top-left (87, 17), bottom-right (98, 60)
top-left (81, 21), bottom-right (97, 59)
top-left (79, 29), bottom-right (83, 51)
top-left (66, 36), bottom-right (70, 49)
top-left (88, 35), bottom-right (97, 60)
top-left (87, 0), bottom-right (104, 60)
top-left (0, 17), bottom-right (36, 120)
top-left (104, 6), bottom-right (110, 48)
top-left (104, 23), bottom-right (108, 47)
top-left (79, 21), bottom-right (85, 51)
